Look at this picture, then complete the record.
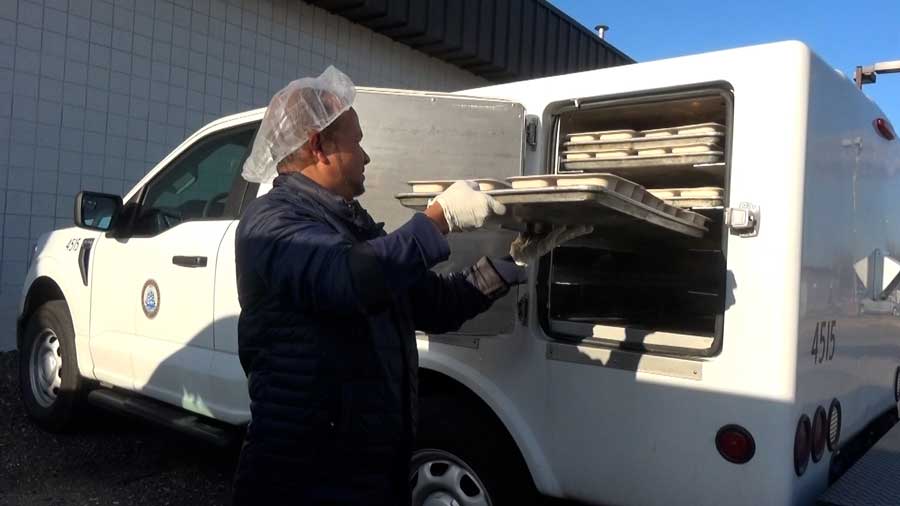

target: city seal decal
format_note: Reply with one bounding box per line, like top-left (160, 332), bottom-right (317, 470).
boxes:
top-left (141, 280), bottom-right (160, 319)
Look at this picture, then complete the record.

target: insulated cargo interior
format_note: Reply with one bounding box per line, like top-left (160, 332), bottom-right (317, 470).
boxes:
top-left (539, 86), bottom-right (733, 356)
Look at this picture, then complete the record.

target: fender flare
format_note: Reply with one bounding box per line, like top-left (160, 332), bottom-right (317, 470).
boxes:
top-left (418, 352), bottom-right (561, 496)
top-left (19, 256), bottom-right (92, 377)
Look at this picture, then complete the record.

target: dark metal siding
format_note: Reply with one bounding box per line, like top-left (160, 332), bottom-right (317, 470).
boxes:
top-left (306, 0), bottom-right (633, 83)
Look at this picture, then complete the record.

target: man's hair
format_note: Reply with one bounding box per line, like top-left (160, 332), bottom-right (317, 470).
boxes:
top-left (276, 121), bottom-right (338, 174)
top-left (275, 87), bottom-right (346, 174)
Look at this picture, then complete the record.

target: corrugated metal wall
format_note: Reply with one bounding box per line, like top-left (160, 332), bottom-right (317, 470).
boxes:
top-left (308, 0), bottom-right (634, 82)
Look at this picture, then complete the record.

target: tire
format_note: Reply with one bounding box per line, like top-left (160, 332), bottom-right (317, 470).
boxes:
top-left (412, 394), bottom-right (537, 506)
top-left (19, 300), bottom-right (85, 432)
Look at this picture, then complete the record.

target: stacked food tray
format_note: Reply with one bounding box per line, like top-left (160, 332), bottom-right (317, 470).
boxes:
top-left (395, 174), bottom-right (710, 238)
top-left (560, 123), bottom-right (725, 178)
top-left (507, 174), bottom-right (710, 227)
top-left (648, 187), bottom-right (725, 208)
top-left (407, 178), bottom-right (511, 192)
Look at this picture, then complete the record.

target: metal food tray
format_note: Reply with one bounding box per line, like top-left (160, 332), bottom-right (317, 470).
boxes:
top-left (657, 197), bottom-right (724, 209)
top-left (562, 152), bottom-right (723, 169)
top-left (563, 133), bottom-right (724, 151)
top-left (406, 178), bottom-right (511, 192)
top-left (567, 129), bottom-right (640, 142)
top-left (395, 185), bottom-right (709, 238)
top-left (560, 160), bottom-right (725, 189)
top-left (504, 174), bottom-right (710, 227)
top-left (649, 187), bottom-right (725, 209)
top-left (641, 122), bottom-right (725, 137)
top-left (563, 148), bottom-right (636, 160)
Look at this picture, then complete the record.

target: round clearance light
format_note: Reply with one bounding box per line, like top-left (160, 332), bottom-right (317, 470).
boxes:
top-left (828, 399), bottom-right (842, 451)
top-left (875, 118), bottom-right (897, 141)
top-left (794, 415), bottom-right (811, 476)
top-left (811, 407), bottom-right (827, 463)
top-left (715, 424), bottom-right (756, 464)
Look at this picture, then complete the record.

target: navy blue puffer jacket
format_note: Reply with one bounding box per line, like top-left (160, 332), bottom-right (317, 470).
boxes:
top-left (232, 173), bottom-right (509, 505)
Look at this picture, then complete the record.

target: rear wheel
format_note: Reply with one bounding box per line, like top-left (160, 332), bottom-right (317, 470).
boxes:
top-left (19, 300), bottom-right (85, 431)
top-left (412, 394), bottom-right (536, 506)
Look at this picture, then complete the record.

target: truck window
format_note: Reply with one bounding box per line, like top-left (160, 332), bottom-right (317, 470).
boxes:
top-left (132, 127), bottom-right (255, 236)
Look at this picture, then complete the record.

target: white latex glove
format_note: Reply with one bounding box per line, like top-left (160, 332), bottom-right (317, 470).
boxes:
top-left (431, 180), bottom-right (507, 232)
top-left (509, 225), bottom-right (594, 266)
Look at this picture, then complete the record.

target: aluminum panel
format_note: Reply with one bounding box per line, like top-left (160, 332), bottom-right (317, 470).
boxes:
top-left (354, 89), bottom-right (525, 336)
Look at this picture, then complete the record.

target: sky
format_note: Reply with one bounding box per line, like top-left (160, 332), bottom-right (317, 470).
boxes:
top-left (551, 0), bottom-right (900, 123)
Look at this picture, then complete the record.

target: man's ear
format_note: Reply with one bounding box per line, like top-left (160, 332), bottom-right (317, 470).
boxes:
top-left (308, 132), bottom-right (330, 165)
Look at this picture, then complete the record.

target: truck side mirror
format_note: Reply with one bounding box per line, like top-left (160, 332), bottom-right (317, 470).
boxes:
top-left (75, 191), bottom-right (123, 232)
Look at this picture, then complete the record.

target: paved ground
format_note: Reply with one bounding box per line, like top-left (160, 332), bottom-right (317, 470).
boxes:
top-left (0, 351), bottom-right (236, 506)
top-left (1, 351), bottom-right (575, 506)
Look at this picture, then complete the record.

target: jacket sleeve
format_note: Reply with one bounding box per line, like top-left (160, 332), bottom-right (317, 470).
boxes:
top-left (408, 257), bottom-right (511, 334)
top-left (239, 210), bottom-right (450, 315)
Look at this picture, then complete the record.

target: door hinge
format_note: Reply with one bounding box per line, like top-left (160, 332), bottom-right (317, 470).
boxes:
top-left (525, 117), bottom-right (538, 150)
top-left (517, 294), bottom-right (529, 325)
top-left (724, 202), bottom-right (760, 237)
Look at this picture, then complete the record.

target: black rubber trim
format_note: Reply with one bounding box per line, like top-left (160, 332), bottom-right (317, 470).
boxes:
top-left (77, 238), bottom-right (94, 286)
top-left (894, 366), bottom-right (900, 402)
top-left (225, 121), bottom-right (261, 218)
top-left (715, 424), bottom-right (756, 464)
top-left (238, 182), bottom-right (260, 217)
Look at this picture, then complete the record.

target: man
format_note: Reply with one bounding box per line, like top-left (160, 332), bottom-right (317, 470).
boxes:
top-left (232, 67), bottom-right (587, 505)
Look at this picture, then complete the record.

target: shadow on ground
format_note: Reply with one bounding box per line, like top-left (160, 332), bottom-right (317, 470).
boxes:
top-left (1, 351), bottom-right (581, 506)
top-left (0, 351), bottom-right (237, 506)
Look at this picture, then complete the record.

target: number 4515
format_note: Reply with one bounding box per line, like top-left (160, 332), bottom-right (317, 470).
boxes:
top-left (811, 320), bottom-right (836, 364)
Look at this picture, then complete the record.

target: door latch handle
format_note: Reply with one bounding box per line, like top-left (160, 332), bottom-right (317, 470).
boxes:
top-left (172, 255), bottom-right (208, 267)
top-left (724, 202), bottom-right (760, 238)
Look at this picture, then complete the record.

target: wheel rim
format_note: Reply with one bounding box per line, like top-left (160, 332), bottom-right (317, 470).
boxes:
top-left (410, 449), bottom-right (492, 506)
top-left (29, 329), bottom-right (62, 408)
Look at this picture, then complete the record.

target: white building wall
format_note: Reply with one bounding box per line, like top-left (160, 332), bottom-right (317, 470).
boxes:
top-left (0, 0), bottom-right (488, 350)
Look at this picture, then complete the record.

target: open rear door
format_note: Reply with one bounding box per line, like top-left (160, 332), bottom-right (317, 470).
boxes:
top-left (354, 88), bottom-right (525, 335)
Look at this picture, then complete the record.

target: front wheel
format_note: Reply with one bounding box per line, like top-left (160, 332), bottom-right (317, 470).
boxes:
top-left (412, 395), bottom-right (537, 506)
top-left (19, 300), bottom-right (85, 431)
top-left (411, 448), bottom-right (493, 506)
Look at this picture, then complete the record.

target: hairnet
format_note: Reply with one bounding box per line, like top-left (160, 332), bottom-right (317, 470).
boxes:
top-left (242, 65), bottom-right (356, 183)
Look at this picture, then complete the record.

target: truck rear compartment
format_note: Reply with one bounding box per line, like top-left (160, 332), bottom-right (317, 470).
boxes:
top-left (539, 86), bottom-right (732, 355)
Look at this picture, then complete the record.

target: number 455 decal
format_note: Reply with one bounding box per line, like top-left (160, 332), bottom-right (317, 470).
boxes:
top-left (811, 320), bottom-right (837, 364)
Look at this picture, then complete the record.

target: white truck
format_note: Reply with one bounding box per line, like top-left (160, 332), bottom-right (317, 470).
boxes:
top-left (16, 41), bottom-right (900, 506)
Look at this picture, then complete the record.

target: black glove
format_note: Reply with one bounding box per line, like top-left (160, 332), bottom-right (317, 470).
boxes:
top-left (464, 256), bottom-right (527, 301)
top-left (487, 255), bottom-right (528, 286)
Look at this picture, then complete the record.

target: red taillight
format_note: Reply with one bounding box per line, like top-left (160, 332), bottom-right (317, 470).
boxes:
top-left (716, 425), bottom-right (756, 464)
top-left (811, 407), bottom-right (827, 463)
top-left (795, 415), bottom-right (811, 476)
top-left (875, 118), bottom-right (896, 140)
